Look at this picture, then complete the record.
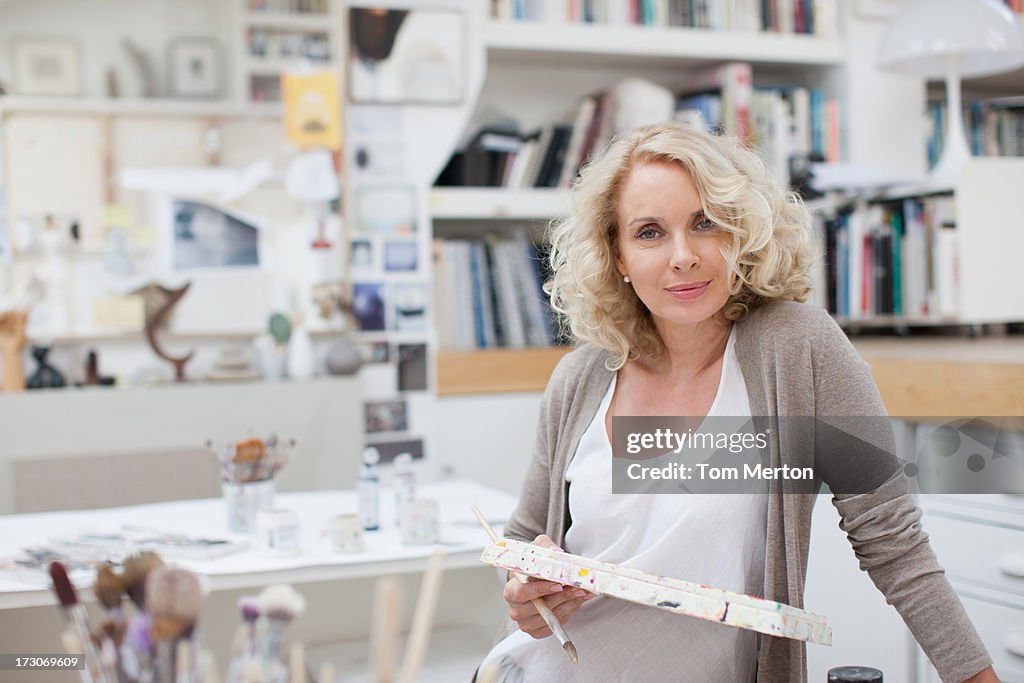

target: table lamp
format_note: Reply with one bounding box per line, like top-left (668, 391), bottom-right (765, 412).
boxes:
top-left (285, 150), bottom-right (340, 249)
top-left (878, 0), bottom-right (1024, 186)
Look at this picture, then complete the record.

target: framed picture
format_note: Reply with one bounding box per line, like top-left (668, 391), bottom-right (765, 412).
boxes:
top-left (169, 199), bottom-right (260, 271)
top-left (384, 240), bottom-right (418, 272)
top-left (354, 185), bottom-right (417, 235)
top-left (167, 38), bottom-right (222, 98)
top-left (13, 38), bottom-right (80, 96)
top-left (364, 399), bottom-right (409, 434)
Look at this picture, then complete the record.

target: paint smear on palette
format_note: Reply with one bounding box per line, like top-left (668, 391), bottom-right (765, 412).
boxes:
top-left (481, 538), bottom-right (832, 646)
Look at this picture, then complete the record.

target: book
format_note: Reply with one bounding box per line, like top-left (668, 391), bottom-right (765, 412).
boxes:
top-left (679, 62), bottom-right (752, 144)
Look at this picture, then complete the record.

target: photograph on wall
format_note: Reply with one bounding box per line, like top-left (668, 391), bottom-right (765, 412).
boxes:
top-left (391, 282), bottom-right (427, 333)
top-left (354, 186), bottom-right (417, 235)
top-left (396, 342), bottom-right (427, 392)
top-left (349, 7), bottom-right (464, 105)
top-left (360, 340), bottom-right (391, 364)
top-left (283, 69), bottom-right (342, 150)
top-left (350, 238), bottom-right (375, 274)
top-left (383, 240), bottom-right (418, 272)
top-left (364, 399), bottom-right (408, 434)
top-left (13, 38), bottom-right (80, 96)
top-left (364, 437), bottom-right (424, 464)
top-left (171, 200), bottom-right (261, 270)
top-left (352, 282), bottom-right (387, 331)
top-left (167, 38), bottom-right (222, 98)
top-left (349, 106), bottom-right (406, 179)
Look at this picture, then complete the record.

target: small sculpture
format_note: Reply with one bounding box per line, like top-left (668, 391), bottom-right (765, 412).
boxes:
top-left (138, 283), bottom-right (194, 382)
top-left (26, 346), bottom-right (66, 389)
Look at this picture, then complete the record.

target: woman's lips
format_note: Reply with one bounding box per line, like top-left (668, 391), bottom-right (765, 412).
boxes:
top-left (665, 281), bottom-right (710, 299)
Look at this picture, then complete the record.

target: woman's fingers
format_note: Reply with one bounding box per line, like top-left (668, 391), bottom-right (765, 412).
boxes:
top-left (507, 587), bottom-right (587, 620)
top-left (553, 595), bottom-right (589, 623)
top-left (515, 593), bottom-right (594, 637)
top-left (503, 576), bottom-right (564, 604)
top-left (532, 534), bottom-right (562, 550)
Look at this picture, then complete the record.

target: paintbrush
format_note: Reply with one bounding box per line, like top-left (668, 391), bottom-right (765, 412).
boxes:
top-left (93, 563), bottom-right (127, 683)
top-left (470, 504), bottom-right (579, 665)
top-left (145, 565), bottom-right (203, 683)
top-left (120, 551), bottom-right (164, 610)
top-left (49, 561), bottom-right (108, 683)
top-left (369, 577), bottom-right (402, 683)
top-left (288, 641), bottom-right (305, 683)
top-left (397, 548), bottom-right (444, 683)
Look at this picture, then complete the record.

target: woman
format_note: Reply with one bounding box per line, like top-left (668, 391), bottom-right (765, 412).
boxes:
top-left (479, 122), bottom-right (995, 682)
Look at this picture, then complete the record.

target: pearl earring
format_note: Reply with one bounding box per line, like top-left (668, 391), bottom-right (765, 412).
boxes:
top-left (623, 275), bottom-right (631, 283)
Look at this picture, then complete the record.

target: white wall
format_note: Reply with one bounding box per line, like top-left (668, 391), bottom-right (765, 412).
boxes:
top-left (838, 0), bottom-right (927, 175)
top-left (428, 392), bottom-right (542, 495)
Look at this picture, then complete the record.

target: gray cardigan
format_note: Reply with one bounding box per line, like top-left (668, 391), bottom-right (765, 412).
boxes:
top-left (503, 300), bottom-right (991, 683)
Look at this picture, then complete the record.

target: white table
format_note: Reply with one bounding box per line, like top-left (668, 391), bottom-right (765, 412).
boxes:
top-left (0, 479), bottom-right (518, 609)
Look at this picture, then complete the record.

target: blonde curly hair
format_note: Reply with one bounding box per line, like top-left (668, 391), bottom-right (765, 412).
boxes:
top-left (546, 121), bottom-right (815, 369)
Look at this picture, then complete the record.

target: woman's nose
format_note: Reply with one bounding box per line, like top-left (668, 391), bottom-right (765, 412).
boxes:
top-left (669, 234), bottom-right (700, 270)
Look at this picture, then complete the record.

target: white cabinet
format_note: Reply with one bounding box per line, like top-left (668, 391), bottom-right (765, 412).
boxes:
top-left (915, 424), bottom-right (1024, 682)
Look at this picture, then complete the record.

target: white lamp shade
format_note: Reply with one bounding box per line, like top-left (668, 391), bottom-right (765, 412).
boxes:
top-left (878, 0), bottom-right (1024, 78)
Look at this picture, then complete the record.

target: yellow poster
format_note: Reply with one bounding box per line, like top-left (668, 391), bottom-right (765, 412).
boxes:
top-left (283, 70), bottom-right (342, 150)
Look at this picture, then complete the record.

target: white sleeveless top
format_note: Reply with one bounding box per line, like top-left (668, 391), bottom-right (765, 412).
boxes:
top-left (483, 328), bottom-right (767, 682)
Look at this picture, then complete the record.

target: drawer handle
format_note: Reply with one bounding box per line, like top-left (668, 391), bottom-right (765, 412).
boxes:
top-left (1006, 632), bottom-right (1024, 659)
top-left (997, 554), bottom-right (1024, 578)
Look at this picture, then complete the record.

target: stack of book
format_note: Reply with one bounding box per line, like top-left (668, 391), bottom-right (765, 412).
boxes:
top-left (432, 230), bottom-right (561, 351)
top-left (490, 0), bottom-right (838, 36)
top-left (927, 98), bottom-right (1024, 168)
top-left (438, 62), bottom-right (842, 190)
top-left (820, 195), bottom-right (959, 320)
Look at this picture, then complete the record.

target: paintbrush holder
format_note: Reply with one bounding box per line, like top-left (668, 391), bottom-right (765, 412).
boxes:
top-left (222, 479), bottom-right (276, 534)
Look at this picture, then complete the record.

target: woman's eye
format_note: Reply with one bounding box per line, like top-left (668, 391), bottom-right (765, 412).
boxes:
top-left (636, 226), bottom-right (660, 240)
top-left (694, 217), bottom-right (716, 231)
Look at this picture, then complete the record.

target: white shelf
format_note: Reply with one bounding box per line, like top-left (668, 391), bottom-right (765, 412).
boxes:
top-left (243, 56), bottom-right (334, 74)
top-left (242, 11), bottom-right (333, 31)
top-left (0, 96), bottom-right (282, 119)
top-left (429, 187), bottom-right (571, 220)
top-left (484, 20), bottom-right (844, 67)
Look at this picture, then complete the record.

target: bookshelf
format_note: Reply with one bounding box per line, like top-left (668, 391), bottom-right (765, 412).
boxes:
top-left (432, 9), bottom-right (861, 390)
top-left (234, 0), bottom-right (343, 102)
top-left (819, 158), bottom-right (1024, 327)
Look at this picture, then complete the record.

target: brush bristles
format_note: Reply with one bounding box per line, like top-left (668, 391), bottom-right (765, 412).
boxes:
top-left (563, 640), bottom-right (579, 665)
top-left (121, 551), bottom-right (165, 609)
top-left (145, 565), bottom-right (204, 640)
top-left (93, 563), bottom-right (124, 610)
top-left (49, 561), bottom-right (79, 608)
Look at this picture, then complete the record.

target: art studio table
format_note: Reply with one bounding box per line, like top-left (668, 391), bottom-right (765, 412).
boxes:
top-left (0, 479), bottom-right (518, 610)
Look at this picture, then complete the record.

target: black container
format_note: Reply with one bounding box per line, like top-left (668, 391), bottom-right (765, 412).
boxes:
top-left (828, 666), bottom-right (883, 682)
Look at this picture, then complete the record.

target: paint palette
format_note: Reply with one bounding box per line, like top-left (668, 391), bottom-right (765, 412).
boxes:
top-left (480, 539), bottom-right (832, 646)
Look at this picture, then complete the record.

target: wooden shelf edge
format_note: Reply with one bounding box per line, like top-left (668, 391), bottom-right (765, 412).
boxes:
top-left (866, 356), bottom-right (1024, 417)
top-left (436, 346), bottom-right (572, 396)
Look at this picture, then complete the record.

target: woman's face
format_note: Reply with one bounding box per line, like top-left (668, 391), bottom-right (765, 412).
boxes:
top-left (615, 160), bottom-right (733, 333)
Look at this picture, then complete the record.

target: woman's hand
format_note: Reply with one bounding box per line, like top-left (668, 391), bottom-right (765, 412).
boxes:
top-left (963, 666), bottom-right (1000, 683)
top-left (502, 534), bottom-right (595, 639)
